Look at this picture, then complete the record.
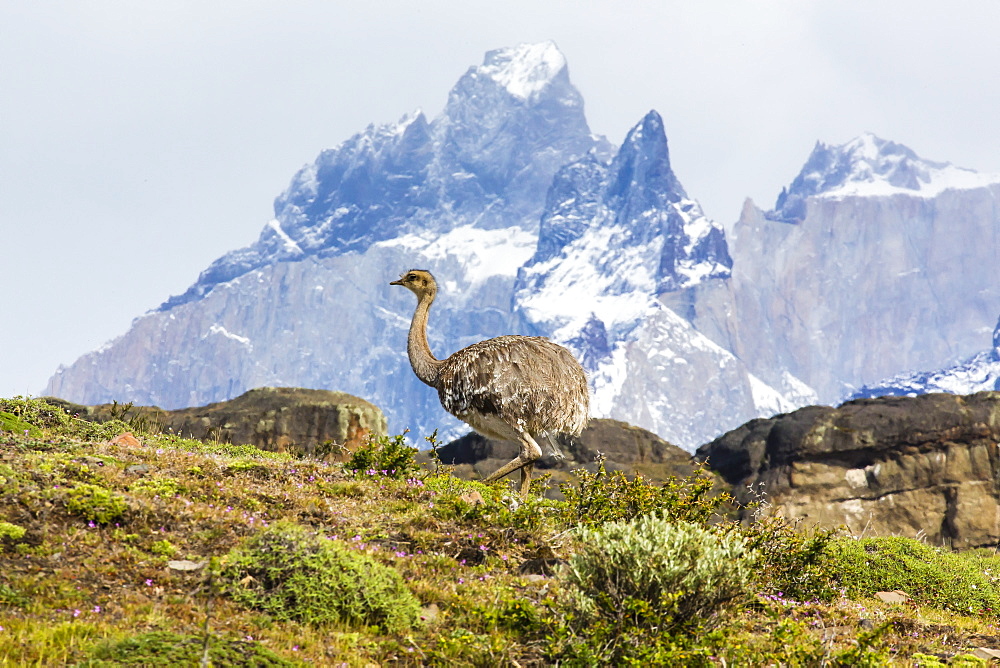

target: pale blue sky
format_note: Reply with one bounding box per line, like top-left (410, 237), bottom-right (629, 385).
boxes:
top-left (3, 1), bottom-right (999, 399)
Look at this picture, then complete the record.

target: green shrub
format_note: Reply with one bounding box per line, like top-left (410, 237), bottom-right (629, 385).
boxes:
top-left (0, 463), bottom-right (21, 492)
top-left (0, 411), bottom-right (42, 438)
top-left (0, 521), bottom-right (27, 542)
top-left (548, 516), bottom-right (756, 664)
top-left (721, 514), bottom-right (840, 601)
top-left (0, 397), bottom-right (71, 431)
top-left (559, 457), bottom-right (726, 527)
top-left (0, 396), bottom-right (130, 441)
top-left (345, 432), bottom-right (418, 479)
top-left (65, 483), bottom-right (128, 525)
top-left (423, 473), bottom-right (560, 532)
top-left (80, 631), bottom-right (295, 666)
top-left (567, 516), bottom-right (756, 633)
top-left (826, 536), bottom-right (1000, 615)
top-left (149, 539), bottom-right (177, 557)
top-left (129, 478), bottom-right (184, 498)
top-left (217, 521), bottom-right (420, 631)
top-left (0, 582), bottom-right (29, 608)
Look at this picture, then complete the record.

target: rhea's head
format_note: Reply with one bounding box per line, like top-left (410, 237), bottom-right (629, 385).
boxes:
top-left (390, 269), bottom-right (437, 299)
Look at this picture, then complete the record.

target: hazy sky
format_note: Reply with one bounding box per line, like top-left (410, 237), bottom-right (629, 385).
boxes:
top-left (3, 1), bottom-right (999, 399)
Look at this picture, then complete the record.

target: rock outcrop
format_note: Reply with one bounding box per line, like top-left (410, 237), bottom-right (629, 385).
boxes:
top-left (696, 392), bottom-right (1000, 549)
top-left (47, 387), bottom-right (386, 457)
top-left (425, 418), bottom-right (711, 497)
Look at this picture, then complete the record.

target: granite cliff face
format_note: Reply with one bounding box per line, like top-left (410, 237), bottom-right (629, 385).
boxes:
top-left (721, 135), bottom-right (1000, 404)
top-left (697, 392), bottom-right (1000, 549)
top-left (852, 315), bottom-right (1000, 399)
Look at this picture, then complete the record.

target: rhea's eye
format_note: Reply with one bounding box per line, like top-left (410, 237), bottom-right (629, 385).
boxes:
top-left (406, 274), bottom-right (416, 281)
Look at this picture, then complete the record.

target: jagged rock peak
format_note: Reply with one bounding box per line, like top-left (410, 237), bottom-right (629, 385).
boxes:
top-left (608, 110), bottom-right (686, 204)
top-left (769, 132), bottom-right (999, 222)
top-left (514, 109), bottom-right (734, 420)
top-left (476, 41), bottom-right (568, 102)
top-left (994, 314), bottom-right (1000, 356)
top-left (158, 43), bottom-right (599, 312)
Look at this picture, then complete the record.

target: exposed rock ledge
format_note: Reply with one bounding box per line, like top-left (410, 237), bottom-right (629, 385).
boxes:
top-left (46, 387), bottom-right (386, 457)
top-left (696, 392), bottom-right (1000, 549)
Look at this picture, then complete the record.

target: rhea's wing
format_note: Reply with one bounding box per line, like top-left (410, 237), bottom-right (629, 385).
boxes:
top-left (438, 336), bottom-right (589, 435)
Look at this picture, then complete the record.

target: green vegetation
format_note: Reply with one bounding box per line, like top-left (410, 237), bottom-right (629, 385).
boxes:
top-left (0, 411), bottom-right (42, 438)
top-left (65, 483), bottom-right (129, 525)
top-left (568, 517), bottom-right (756, 631)
top-left (344, 431), bottom-right (420, 478)
top-left (559, 455), bottom-right (725, 526)
top-left (553, 517), bottom-right (756, 664)
top-left (0, 520), bottom-right (27, 542)
top-left (217, 521), bottom-right (421, 631)
top-left (827, 536), bottom-right (1000, 615)
top-left (80, 631), bottom-right (296, 666)
top-left (1, 395), bottom-right (1000, 665)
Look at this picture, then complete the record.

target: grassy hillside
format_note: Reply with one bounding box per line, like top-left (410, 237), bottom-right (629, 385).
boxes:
top-left (2, 396), bottom-right (1000, 666)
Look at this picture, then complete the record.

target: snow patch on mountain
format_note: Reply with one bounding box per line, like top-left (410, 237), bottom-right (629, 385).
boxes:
top-left (204, 325), bottom-right (252, 349)
top-left (479, 42), bottom-right (567, 102)
top-left (159, 43), bottom-right (596, 311)
top-left (376, 226), bottom-right (537, 285)
top-left (513, 109), bottom-right (794, 447)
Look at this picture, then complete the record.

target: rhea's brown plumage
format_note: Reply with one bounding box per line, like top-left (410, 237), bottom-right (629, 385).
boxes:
top-left (390, 269), bottom-right (589, 499)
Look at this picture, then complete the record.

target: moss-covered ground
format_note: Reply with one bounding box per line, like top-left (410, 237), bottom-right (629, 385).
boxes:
top-left (2, 396), bottom-right (1000, 666)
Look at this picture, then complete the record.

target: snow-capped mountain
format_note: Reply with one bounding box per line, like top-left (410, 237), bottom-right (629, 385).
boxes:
top-left (43, 46), bottom-right (1000, 451)
top-left (723, 133), bottom-right (1000, 406)
top-left (46, 42), bottom-right (607, 440)
top-left (852, 316), bottom-right (1000, 398)
top-left (45, 42), bottom-right (797, 449)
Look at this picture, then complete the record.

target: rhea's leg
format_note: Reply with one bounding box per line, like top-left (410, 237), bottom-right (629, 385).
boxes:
top-left (483, 431), bottom-right (542, 500)
top-left (518, 462), bottom-right (534, 500)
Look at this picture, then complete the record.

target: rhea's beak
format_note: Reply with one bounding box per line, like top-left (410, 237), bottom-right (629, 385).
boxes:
top-left (389, 277), bottom-right (403, 286)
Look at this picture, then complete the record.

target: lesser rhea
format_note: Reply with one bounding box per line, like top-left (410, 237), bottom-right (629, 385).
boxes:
top-left (390, 269), bottom-right (590, 499)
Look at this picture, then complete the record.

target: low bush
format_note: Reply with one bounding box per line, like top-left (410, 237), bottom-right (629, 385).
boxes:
top-left (65, 483), bottom-right (128, 525)
top-left (0, 396), bottom-right (131, 441)
top-left (551, 515), bottom-right (757, 663)
top-left (344, 432), bottom-right (419, 479)
top-left (721, 514), bottom-right (840, 602)
top-left (0, 397), bottom-right (72, 431)
top-left (0, 521), bottom-right (27, 542)
top-left (567, 515), bottom-right (756, 631)
top-left (80, 631), bottom-right (295, 666)
top-left (559, 456), bottom-right (727, 527)
top-left (217, 521), bottom-right (421, 631)
top-left (0, 411), bottom-right (42, 438)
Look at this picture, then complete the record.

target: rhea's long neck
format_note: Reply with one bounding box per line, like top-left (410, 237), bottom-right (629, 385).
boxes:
top-left (408, 290), bottom-right (444, 387)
